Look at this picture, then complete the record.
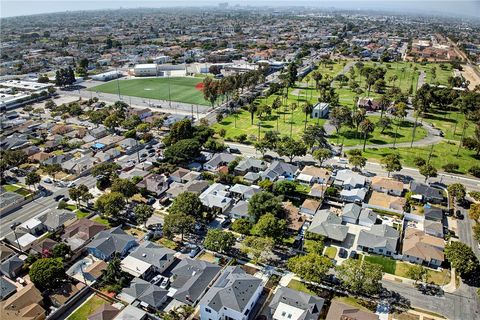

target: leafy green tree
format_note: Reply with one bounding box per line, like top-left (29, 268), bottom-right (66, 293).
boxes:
top-left (134, 203), bottom-right (154, 226)
top-left (248, 191), bottom-right (283, 221)
top-left (305, 239), bottom-right (324, 255)
top-left (232, 218), bottom-right (252, 235)
top-left (349, 155), bottom-right (367, 170)
top-left (413, 157), bottom-right (426, 167)
top-left (380, 153), bottom-right (402, 177)
top-left (101, 253), bottom-right (129, 293)
top-left (336, 259), bottom-right (383, 295)
top-left (91, 162), bottom-right (121, 178)
top-left (469, 203), bottom-right (480, 222)
top-left (329, 106), bottom-right (352, 134)
top-left (203, 229), bottom-right (236, 253)
top-left (29, 257), bottom-right (66, 289)
top-left (2, 150), bottom-right (28, 168)
top-left (359, 118), bottom-right (375, 151)
top-left (52, 243), bottom-right (72, 259)
top-left (473, 224), bottom-right (480, 242)
top-left (241, 236), bottom-right (274, 264)
top-left (419, 164), bottom-right (437, 182)
top-left (163, 212), bottom-right (195, 241)
top-left (287, 253), bottom-right (333, 283)
top-left (313, 148), bottom-right (333, 167)
top-left (94, 192), bottom-right (125, 217)
top-left (276, 137), bottom-right (307, 163)
top-left (251, 213), bottom-right (286, 242)
top-left (302, 125), bottom-right (328, 149)
top-left (68, 186), bottom-right (82, 208)
top-left (169, 192), bottom-right (203, 219)
top-left (164, 139), bottom-right (201, 164)
top-left (78, 184), bottom-right (93, 206)
top-left (377, 117), bottom-right (392, 133)
top-left (447, 183), bottom-right (466, 203)
top-left (111, 178), bottom-right (138, 200)
top-left (273, 180), bottom-right (297, 196)
top-left (164, 119), bottom-right (193, 145)
top-left (444, 241), bottom-right (479, 277)
top-left (406, 264), bottom-right (429, 285)
top-left (25, 171), bottom-right (41, 191)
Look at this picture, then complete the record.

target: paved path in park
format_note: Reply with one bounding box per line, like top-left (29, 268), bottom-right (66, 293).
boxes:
top-left (417, 70), bottom-right (426, 89)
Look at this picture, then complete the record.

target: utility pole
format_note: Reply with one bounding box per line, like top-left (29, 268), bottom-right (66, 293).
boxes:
top-left (116, 68), bottom-right (121, 100)
top-left (393, 122), bottom-right (399, 148)
top-left (427, 144), bottom-right (434, 165)
top-left (456, 122), bottom-right (468, 156)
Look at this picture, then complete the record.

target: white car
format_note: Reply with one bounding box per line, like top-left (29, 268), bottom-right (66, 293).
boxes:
top-left (67, 182), bottom-right (76, 188)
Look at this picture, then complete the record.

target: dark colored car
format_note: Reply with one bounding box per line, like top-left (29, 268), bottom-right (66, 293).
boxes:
top-left (349, 250), bottom-right (358, 259)
top-left (54, 194), bottom-right (64, 201)
top-left (227, 147), bottom-right (241, 154)
top-left (338, 248), bottom-right (348, 258)
top-left (146, 197), bottom-right (156, 205)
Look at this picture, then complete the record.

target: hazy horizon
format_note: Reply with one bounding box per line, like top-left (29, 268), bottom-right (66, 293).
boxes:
top-left (1, 0), bottom-right (479, 19)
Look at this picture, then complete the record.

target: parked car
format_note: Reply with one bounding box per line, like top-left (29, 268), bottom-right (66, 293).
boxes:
top-left (160, 277), bottom-right (170, 289)
top-left (54, 195), bottom-right (64, 202)
top-left (227, 147), bottom-right (241, 154)
top-left (43, 178), bottom-right (53, 184)
top-left (189, 246), bottom-right (200, 258)
top-left (338, 248), bottom-right (348, 258)
top-left (146, 197), bottom-right (156, 205)
top-left (349, 250), bottom-right (358, 259)
top-left (67, 182), bottom-right (76, 188)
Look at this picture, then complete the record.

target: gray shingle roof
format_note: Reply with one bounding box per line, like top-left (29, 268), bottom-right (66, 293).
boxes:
top-left (86, 226), bottom-right (137, 258)
top-left (234, 158), bottom-right (266, 172)
top-left (129, 241), bottom-right (175, 269)
top-left (357, 224), bottom-right (399, 252)
top-left (0, 277), bottom-right (16, 300)
top-left (342, 203), bottom-right (362, 220)
top-left (122, 278), bottom-right (168, 308)
top-left (205, 153), bottom-right (237, 168)
top-left (308, 210), bottom-right (349, 242)
top-left (171, 258), bottom-right (222, 305)
top-left (0, 255), bottom-right (24, 278)
top-left (261, 160), bottom-right (298, 181)
top-left (268, 287), bottom-right (324, 320)
top-left (199, 266), bottom-right (262, 313)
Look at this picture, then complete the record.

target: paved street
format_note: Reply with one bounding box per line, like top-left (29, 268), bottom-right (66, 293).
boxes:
top-left (0, 175), bottom-right (96, 237)
top-left (225, 142), bottom-right (480, 191)
top-left (382, 279), bottom-right (480, 320)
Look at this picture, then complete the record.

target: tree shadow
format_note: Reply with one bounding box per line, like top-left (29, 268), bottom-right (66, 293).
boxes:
top-left (368, 139), bottom-right (389, 145)
top-left (220, 120), bottom-right (232, 125)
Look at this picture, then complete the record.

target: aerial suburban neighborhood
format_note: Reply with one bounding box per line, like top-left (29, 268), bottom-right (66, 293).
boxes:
top-left (0, 2), bottom-right (480, 320)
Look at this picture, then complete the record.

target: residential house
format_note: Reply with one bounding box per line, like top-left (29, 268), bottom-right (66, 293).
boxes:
top-left (261, 160), bottom-right (298, 181)
top-left (30, 238), bottom-right (58, 256)
top-left (229, 184), bottom-right (261, 200)
top-left (229, 200), bottom-right (250, 220)
top-left (0, 277), bottom-right (16, 301)
top-left (334, 169), bottom-right (366, 190)
top-left (283, 202), bottom-right (306, 234)
top-left (307, 209), bottom-right (349, 242)
top-left (129, 108), bottom-right (152, 120)
top-left (243, 172), bottom-right (261, 184)
top-left (114, 305), bottom-right (147, 320)
top-left (309, 183), bottom-right (327, 199)
top-left (424, 220), bottom-right (444, 238)
top-left (87, 304), bottom-right (120, 320)
top-left (86, 226), bottom-right (138, 260)
top-left (424, 207), bottom-right (443, 222)
top-left (0, 283), bottom-right (45, 320)
top-left (410, 182), bottom-right (444, 203)
top-left (370, 177), bottom-right (404, 196)
top-left (199, 183), bottom-right (233, 213)
top-left (119, 138), bottom-right (142, 155)
top-left (49, 282), bottom-right (83, 308)
top-left (340, 188), bottom-right (367, 203)
top-left (121, 242), bottom-right (176, 280)
top-left (0, 244), bottom-right (14, 262)
top-left (120, 278), bottom-right (168, 311)
top-left (402, 228), bottom-right (445, 268)
top-left (38, 209), bottom-right (76, 232)
top-left (170, 258), bottom-right (222, 305)
top-left (90, 126), bottom-right (108, 139)
top-left (234, 158), bottom-right (267, 175)
top-left (62, 155), bottom-right (97, 176)
top-left (204, 153), bottom-right (237, 172)
top-left (267, 286), bottom-right (324, 320)
top-left (0, 255), bottom-right (24, 279)
top-left (199, 266), bottom-right (263, 320)
top-left (170, 168), bottom-right (191, 183)
top-left (62, 219), bottom-right (106, 251)
top-left (357, 97), bottom-right (382, 112)
top-left (136, 173), bottom-right (170, 196)
top-left (368, 191), bottom-right (406, 212)
top-left (311, 102), bottom-right (329, 119)
top-left (95, 148), bottom-right (121, 163)
top-left (326, 300), bottom-right (379, 320)
top-left (296, 166), bottom-right (331, 185)
top-left (166, 180), bottom-right (209, 199)
top-left (342, 203), bottom-right (377, 227)
top-left (299, 199), bottom-right (321, 218)
top-left (357, 224), bottom-right (399, 257)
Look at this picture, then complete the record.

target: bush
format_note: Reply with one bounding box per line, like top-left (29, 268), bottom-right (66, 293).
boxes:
top-left (324, 186), bottom-right (338, 197)
top-left (413, 157), bottom-right (426, 167)
top-left (57, 200), bottom-right (68, 210)
top-left (236, 134), bottom-right (247, 143)
top-left (442, 163), bottom-right (459, 173)
top-left (469, 165), bottom-right (480, 178)
top-left (219, 128), bottom-right (226, 137)
top-left (469, 191), bottom-right (480, 201)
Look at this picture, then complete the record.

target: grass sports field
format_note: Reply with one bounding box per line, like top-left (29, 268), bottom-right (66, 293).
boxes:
top-left (89, 77), bottom-right (209, 106)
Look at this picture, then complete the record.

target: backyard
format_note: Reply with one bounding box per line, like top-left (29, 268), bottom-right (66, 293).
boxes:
top-left (67, 294), bottom-right (111, 320)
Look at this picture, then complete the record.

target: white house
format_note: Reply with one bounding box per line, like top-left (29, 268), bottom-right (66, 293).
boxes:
top-left (199, 183), bottom-right (233, 213)
top-left (199, 266), bottom-right (263, 320)
top-left (340, 188), bottom-right (367, 203)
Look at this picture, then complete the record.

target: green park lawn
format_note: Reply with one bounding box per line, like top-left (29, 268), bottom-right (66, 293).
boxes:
top-left (329, 116), bottom-right (428, 147)
top-left (324, 246), bottom-right (338, 259)
top-left (67, 294), bottom-right (110, 320)
top-left (89, 77), bottom-right (209, 106)
top-left (422, 107), bottom-right (474, 141)
top-left (395, 262), bottom-right (451, 286)
top-left (362, 141), bottom-right (479, 174)
top-left (364, 254), bottom-right (397, 274)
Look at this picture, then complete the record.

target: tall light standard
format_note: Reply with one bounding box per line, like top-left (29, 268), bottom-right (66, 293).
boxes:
top-left (116, 68), bottom-right (121, 100)
top-left (10, 222), bottom-right (21, 250)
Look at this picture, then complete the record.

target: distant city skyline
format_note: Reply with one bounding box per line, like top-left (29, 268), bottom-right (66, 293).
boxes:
top-left (1, 1), bottom-right (479, 19)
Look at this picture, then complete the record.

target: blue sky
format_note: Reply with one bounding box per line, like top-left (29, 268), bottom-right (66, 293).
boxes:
top-left (1, 1), bottom-right (479, 19)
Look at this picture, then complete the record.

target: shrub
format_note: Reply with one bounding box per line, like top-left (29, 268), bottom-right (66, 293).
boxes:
top-left (442, 163), bottom-right (459, 173)
top-left (57, 200), bottom-right (68, 210)
top-left (413, 157), bottom-right (426, 167)
top-left (469, 165), bottom-right (480, 178)
top-left (236, 134), bottom-right (247, 143)
top-left (469, 191), bottom-right (480, 202)
top-left (219, 128), bottom-right (226, 137)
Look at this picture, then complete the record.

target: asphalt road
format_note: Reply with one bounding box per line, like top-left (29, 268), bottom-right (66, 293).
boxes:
top-left (0, 175), bottom-right (96, 238)
top-left (225, 142), bottom-right (480, 192)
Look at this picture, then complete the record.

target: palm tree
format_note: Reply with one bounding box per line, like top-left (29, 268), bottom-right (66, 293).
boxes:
top-left (392, 102), bottom-right (407, 148)
top-left (271, 97), bottom-right (282, 132)
top-left (302, 102), bottom-right (313, 129)
top-left (359, 118), bottom-right (375, 151)
top-left (377, 95), bottom-right (391, 120)
top-left (290, 103), bottom-right (297, 138)
top-left (352, 108), bottom-right (366, 139)
top-left (248, 104), bottom-right (257, 125)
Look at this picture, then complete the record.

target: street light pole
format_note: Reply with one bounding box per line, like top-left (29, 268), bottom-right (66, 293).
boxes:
top-left (10, 222), bottom-right (21, 250)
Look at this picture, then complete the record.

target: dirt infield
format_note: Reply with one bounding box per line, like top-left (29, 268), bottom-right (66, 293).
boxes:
top-left (195, 82), bottom-right (205, 91)
top-left (461, 64), bottom-right (480, 90)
